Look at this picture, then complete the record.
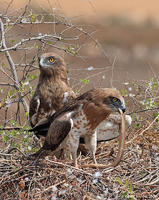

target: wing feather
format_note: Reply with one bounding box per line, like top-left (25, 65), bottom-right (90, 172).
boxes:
top-left (29, 102), bottom-right (80, 137)
top-left (43, 116), bottom-right (72, 151)
top-left (29, 95), bottom-right (40, 127)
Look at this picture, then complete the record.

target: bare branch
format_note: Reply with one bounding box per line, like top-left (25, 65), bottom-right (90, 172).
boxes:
top-left (0, 82), bottom-right (15, 87)
top-left (0, 18), bottom-right (29, 113)
top-left (0, 34), bottom-right (63, 52)
top-left (128, 106), bottom-right (159, 115)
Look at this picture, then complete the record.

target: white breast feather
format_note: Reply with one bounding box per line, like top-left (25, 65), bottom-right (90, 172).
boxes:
top-left (97, 114), bottom-right (132, 141)
top-left (35, 96), bottom-right (40, 112)
top-left (63, 92), bottom-right (69, 103)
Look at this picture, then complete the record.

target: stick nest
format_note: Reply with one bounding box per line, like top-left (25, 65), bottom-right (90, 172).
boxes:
top-left (0, 123), bottom-right (159, 200)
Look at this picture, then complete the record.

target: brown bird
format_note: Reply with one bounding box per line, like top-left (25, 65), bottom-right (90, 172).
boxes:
top-left (29, 52), bottom-right (76, 128)
top-left (29, 88), bottom-right (126, 167)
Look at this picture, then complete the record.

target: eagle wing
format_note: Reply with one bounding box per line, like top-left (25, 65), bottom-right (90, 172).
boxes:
top-left (29, 116), bottom-right (51, 137)
top-left (43, 114), bottom-right (73, 151)
top-left (29, 97), bottom-right (81, 137)
top-left (29, 94), bottom-right (40, 127)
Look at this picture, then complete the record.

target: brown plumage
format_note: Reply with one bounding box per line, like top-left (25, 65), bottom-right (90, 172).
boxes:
top-left (29, 88), bottom-right (126, 168)
top-left (29, 52), bottom-right (75, 127)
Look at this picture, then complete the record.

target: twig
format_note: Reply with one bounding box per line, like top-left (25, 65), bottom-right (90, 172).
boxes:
top-left (0, 34), bottom-right (62, 52)
top-left (128, 106), bottom-right (159, 115)
top-left (0, 127), bottom-right (22, 131)
top-left (7, 147), bottom-right (26, 157)
top-left (0, 82), bottom-right (15, 87)
top-left (45, 158), bottom-right (93, 177)
top-left (127, 114), bottom-right (159, 144)
top-left (34, 180), bottom-right (66, 197)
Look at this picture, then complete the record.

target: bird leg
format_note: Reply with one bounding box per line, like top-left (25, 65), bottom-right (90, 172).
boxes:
top-left (80, 109), bottom-right (126, 169)
top-left (83, 131), bottom-right (97, 164)
top-left (64, 134), bottom-right (80, 168)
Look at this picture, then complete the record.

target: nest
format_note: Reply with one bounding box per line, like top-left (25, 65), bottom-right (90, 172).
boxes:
top-left (0, 125), bottom-right (159, 200)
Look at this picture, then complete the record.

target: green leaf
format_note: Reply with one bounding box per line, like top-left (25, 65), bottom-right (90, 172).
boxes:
top-left (80, 79), bottom-right (89, 85)
top-left (7, 25), bottom-right (11, 29)
top-left (120, 88), bottom-right (127, 96)
top-left (125, 179), bottom-right (129, 188)
top-left (11, 39), bottom-right (16, 43)
top-left (2, 135), bottom-right (10, 142)
top-left (153, 113), bottom-right (159, 118)
top-left (75, 89), bottom-right (80, 94)
top-left (8, 91), bottom-right (12, 96)
top-left (129, 184), bottom-right (133, 194)
top-left (30, 74), bottom-right (38, 81)
top-left (25, 112), bottom-right (29, 117)
top-left (1, 63), bottom-right (5, 67)
top-left (65, 45), bottom-right (77, 55)
top-left (115, 177), bottom-right (122, 185)
top-left (122, 191), bottom-right (128, 198)
top-left (10, 120), bottom-right (17, 126)
top-left (136, 123), bottom-right (141, 128)
top-left (31, 14), bottom-right (38, 22)
top-left (0, 88), bottom-right (3, 93)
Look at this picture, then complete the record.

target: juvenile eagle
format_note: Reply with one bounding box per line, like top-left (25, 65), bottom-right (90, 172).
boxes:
top-left (29, 52), bottom-right (75, 127)
top-left (30, 88), bottom-right (126, 167)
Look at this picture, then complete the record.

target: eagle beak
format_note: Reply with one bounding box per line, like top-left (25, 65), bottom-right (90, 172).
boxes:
top-left (38, 57), bottom-right (43, 68)
top-left (119, 105), bottom-right (126, 113)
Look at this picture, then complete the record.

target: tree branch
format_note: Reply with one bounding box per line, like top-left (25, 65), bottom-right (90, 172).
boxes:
top-left (0, 34), bottom-right (63, 52)
top-left (0, 18), bottom-right (29, 113)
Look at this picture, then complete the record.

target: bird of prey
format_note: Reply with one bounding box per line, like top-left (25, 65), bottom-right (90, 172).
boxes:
top-left (29, 52), bottom-right (76, 128)
top-left (29, 88), bottom-right (126, 168)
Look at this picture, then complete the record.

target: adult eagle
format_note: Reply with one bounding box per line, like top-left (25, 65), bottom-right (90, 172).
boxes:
top-left (29, 88), bottom-right (126, 167)
top-left (29, 52), bottom-right (75, 127)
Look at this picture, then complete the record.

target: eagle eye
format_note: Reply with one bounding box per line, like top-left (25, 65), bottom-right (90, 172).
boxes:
top-left (112, 97), bottom-right (118, 102)
top-left (49, 57), bottom-right (55, 63)
top-left (110, 96), bottom-right (120, 104)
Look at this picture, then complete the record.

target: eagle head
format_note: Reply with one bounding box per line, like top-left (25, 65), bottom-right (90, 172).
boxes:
top-left (38, 52), bottom-right (66, 71)
top-left (101, 88), bottom-right (126, 113)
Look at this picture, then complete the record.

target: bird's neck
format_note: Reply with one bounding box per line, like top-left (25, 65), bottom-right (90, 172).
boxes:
top-left (39, 68), bottom-right (68, 84)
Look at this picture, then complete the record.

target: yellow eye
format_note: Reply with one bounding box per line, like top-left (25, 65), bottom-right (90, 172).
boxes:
top-left (113, 97), bottom-right (117, 102)
top-left (49, 57), bottom-right (55, 63)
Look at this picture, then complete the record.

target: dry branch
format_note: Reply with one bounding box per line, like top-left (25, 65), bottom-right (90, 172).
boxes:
top-left (0, 18), bottom-right (29, 113)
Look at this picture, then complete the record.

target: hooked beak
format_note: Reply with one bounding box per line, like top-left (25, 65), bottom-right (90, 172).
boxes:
top-left (118, 104), bottom-right (126, 113)
top-left (38, 57), bottom-right (43, 68)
